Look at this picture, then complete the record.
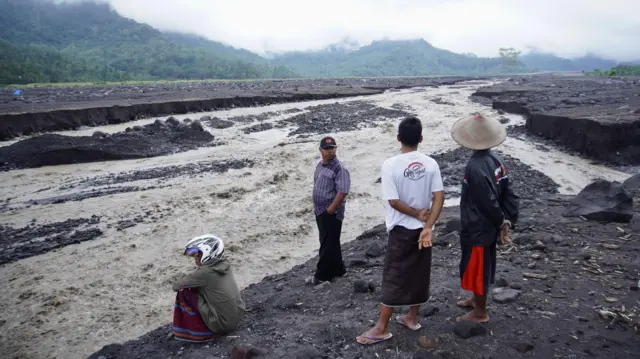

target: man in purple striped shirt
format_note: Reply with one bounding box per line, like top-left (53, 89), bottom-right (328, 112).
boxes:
top-left (307, 136), bottom-right (351, 285)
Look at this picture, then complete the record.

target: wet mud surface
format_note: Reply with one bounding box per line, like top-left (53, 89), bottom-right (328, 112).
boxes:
top-left (0, 77), bottom-right (479, 112)
top-left (0, 216), bottom-right (102, 265)
top-left (76, 158), bottom-right (255, 187)
top-left (237, 100), bottom-right (413, 137)
top-left (89, 147), bottom-right (639, 359)
top-left (471, 74), bottom-right (640, 166)
top-left (0, 118), bottom-right (215, 171)
top-left (284, 101), bottom-right (413, 137)
top-left (0, 77), bottom-right (480, 141)
top-left (25, 185), bottom-right (166, 206)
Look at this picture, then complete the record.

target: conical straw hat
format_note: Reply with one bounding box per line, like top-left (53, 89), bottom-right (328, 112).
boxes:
top-left (451, 113), bottom-right (507, 150)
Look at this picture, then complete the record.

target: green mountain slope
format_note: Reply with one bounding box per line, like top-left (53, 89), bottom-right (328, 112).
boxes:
top-left (0, 0), bottom-right (297, 84)
top-left (0, 39), bottom-right (126, 84)
top-left (270, 39), bottom-right (530, 77)
top-left (520, 51), bottom-right (618, 72)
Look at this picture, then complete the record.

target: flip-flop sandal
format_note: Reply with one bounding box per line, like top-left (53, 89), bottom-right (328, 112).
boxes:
top-left (396, 315), bottom-right (422, 331)
top-left (356, 332), bottom-right (393, 345)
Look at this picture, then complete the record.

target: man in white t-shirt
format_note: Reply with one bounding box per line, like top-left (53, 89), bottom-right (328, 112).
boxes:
top-left (357, 116), bottom-right (445, 345)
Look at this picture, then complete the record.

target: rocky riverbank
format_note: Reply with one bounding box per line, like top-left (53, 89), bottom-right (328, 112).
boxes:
top-left (0, 117), bottom-right (216, 171)
top-left (471, 74), bottom-right (640, 167)
top-left (87, 148), bottom-right (640, 359)
top-left (88, 202), bottom-right (640, 359)
top-left (0, 76), bottom-right (481, 141)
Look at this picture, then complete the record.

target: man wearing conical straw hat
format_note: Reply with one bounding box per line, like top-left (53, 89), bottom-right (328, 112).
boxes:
top-left (451, 113), bottom-right (520, 323)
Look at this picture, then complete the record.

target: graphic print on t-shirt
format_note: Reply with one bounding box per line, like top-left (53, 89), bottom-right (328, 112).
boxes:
top-left (403, 161), bottom-right (426, 180)
top-left (381, 152), bottom-right (444, 232)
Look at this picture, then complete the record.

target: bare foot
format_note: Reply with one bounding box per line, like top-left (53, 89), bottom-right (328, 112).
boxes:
top-left (456, 311), bottom-right (489, 323)
top-left (456, 298), bottom-right (476, 308)
top-left (356, 327), bottom-right (393, 345)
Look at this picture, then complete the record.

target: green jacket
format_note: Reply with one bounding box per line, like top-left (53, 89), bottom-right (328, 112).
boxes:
top-left (172, 258), bottom-right (245, 334)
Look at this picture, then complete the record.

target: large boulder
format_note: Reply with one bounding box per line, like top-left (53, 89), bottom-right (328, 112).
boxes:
top-left (563, 180), bottom-right (633, 223)
top-left (623, 173), bottom-right (640, 198)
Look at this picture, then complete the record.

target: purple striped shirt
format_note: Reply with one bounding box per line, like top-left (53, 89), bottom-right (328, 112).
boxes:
top-left (313, 157), bottom-right (351, 220)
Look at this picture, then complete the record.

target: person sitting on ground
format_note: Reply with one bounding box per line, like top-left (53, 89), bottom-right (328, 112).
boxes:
top-left (171, 234), bottom-right (246, 342)
top-left (450, 113), bottom-right (519, 323)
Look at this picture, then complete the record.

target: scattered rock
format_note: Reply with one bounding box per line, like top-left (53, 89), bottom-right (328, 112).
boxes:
top-left (243, 123), bottom-right (274, 134)
top-left (515, 342), bottom-right (534, 353)
top-left (509, 282), bottom-right (523, 290)
top-left (523, 273), bottom-right (547, 280)
top-left (166, 117), bottom-right (180, 127)
top-left (533, 240), bottom-right (546, 250)
top-left (92, 131), bottom-right (107, 139)
top-left (355, 224), bottom-right (386, 240)
top-left (203, 117), bottom-right (234, 129)
top-left (496, 278), bottom-right (509, 287)
top-left (365, 241), bottom-right (385, 258)
top-left (314, 281), bottom-right (331, 291)
top-left (230, 345), bottom-right (267, 359)
top-left (443, 218), bottom-right (461, 235)
top-left (421, 305), bottom-right (440, 317)
top-left (492, 288), bottom-right (521, 303)
top-left (354, 280), bottom-right (372, 293)
top-left (435, 231), bottom-right (459, 247)
top-left (270, 172), bottom-right (289, 184)
top-left (418, 336), bottom-right (438, 349)
top-left (190, 120), bottom-right (205, 132)
top-left (453, 321), bottom-right (487, 339)
top-left (622, 173), bottom-right (640, 197)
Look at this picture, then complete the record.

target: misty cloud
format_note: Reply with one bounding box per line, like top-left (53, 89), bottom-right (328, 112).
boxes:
top-left (62, 0), bottom-right (640, 60)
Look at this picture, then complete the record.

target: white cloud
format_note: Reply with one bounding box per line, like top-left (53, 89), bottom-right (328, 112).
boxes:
top-left (97, 0), bottom-right (640, 60)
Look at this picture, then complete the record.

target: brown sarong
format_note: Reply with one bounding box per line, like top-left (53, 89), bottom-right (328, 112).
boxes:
top-left (381, 225), bottom-right (432, 307)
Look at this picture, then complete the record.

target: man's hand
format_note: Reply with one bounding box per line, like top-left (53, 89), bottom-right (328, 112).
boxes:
top-left (418, 227), bottom-right (433, 249)
top-left (499, 223), bottom-right (511, 245)
top-left (418, 209), bottom-right (430, 222)
top-left (326, 207), bottom-right (335, 215)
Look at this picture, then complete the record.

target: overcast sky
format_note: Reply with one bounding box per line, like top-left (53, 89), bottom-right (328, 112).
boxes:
top-left (95, 0), bottom-right (640, 60)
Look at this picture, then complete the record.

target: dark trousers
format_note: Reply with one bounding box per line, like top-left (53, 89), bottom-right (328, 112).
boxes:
top-left (314, 212), bottom-right (346, 282)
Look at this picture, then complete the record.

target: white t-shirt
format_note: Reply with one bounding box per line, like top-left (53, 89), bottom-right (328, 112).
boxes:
top-left (381, 151), bottom-right (444, 233)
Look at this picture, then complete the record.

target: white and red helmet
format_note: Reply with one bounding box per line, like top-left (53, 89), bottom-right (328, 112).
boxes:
top-left (184, 234), bottom-right (225, 264)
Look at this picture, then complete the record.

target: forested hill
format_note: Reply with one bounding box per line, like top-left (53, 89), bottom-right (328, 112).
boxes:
top-left (269, 39), bottom-right (625, 78)
top-left (0, 0), bottom-right (629, 85)
top-left (0, 0), bottom-right (297, 84)
top-left (519, 52), bottom-right (618, 72)
top-left (269, 39), bottom-right (529, 77)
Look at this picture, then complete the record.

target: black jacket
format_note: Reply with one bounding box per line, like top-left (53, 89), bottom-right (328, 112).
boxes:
top-left (460, 150), bottom-right (520, 246)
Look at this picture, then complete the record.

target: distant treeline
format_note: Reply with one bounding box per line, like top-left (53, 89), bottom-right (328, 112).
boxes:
top-left (588, 65), bottom-right (640, 77)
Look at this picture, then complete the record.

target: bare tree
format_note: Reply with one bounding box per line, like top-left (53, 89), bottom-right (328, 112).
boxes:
top-left (499, 47), bottom-right (522, 67)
